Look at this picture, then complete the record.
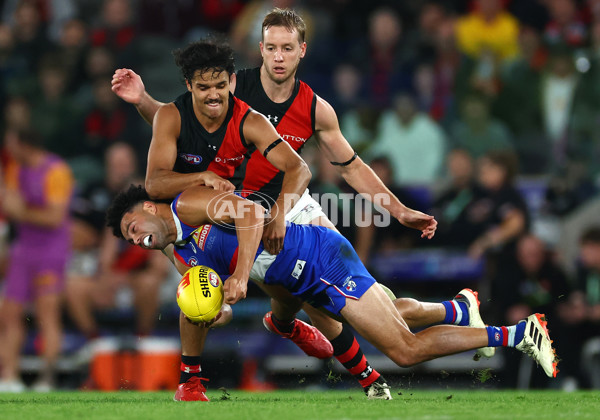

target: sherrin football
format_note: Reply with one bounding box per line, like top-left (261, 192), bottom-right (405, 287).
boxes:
top-left (176, 265), bottom-right (224, 322)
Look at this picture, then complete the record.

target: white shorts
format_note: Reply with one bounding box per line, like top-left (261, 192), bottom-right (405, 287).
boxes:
top-left (285, 189), bottom-right (327, 225)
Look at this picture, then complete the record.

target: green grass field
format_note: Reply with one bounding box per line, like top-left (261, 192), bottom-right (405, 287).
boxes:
top-left (1, 390), bottom-right (600, 420)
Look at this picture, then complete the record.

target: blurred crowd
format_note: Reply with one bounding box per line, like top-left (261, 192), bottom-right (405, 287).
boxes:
top-left (0, 0), bottom-right (600, 391)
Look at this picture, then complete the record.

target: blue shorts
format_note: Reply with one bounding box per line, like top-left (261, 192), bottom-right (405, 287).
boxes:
top-left (264, 224), bottom-right (376, 315)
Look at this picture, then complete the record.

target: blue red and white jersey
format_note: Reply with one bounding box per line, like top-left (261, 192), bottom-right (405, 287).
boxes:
top-left (170, 195), bottom-right (376, 315)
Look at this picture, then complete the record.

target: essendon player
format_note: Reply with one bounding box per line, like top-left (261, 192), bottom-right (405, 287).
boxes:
top-left (111, 10), bottom-right (438, 401)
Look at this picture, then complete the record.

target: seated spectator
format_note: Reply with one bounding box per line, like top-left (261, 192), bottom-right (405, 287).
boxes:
top-left (65, 142), bottom-right (169, 339)
top-left (429, 148), bottom-right (478, 247)
top-left (450, 92), bottom-right (514, 158)
top-left (544, 0), bottom-right (587, 48)
top-left (555, 227), bottom-right (600, 388)
top-left (455, 0), bottom-right (520, 63)
top-left (467, 151), bottom-right (529, 260)
top-left (331, 63), bottom-right (380, 154)
top-left (348, 7), bottom-right (413, 108)
top-left (366, 92), bottom-right (447, 185)
top-left (353, 156), bottom-right (423, 265)
top-left (499, 234), bottom-right (572, 388)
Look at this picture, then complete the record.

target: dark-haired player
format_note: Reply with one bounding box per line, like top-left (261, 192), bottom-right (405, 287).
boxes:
top-left (111, 9), bottom-right (445, 401)
top-left (105, 185), bottom-right (559, 398)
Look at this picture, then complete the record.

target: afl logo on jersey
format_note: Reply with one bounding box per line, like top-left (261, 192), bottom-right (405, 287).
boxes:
top-left (180, 153), bottom-right (203, 165)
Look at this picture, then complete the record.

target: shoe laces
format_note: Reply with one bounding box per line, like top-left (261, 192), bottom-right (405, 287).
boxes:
top-left (184, 376), bottom-right (209, 392)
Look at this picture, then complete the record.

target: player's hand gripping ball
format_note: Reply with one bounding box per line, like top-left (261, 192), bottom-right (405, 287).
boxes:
top-left (177, 266), bottom-right (224, 322)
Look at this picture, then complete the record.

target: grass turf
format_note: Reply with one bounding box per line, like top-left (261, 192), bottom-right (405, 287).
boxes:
top-left (1, 389), bottom-right (599, 420)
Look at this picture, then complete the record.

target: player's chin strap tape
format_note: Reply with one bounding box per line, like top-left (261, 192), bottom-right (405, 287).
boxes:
top-left (330, 152), bottom-right (358, 167)
top-left (263, 138), bottom-right (284, 158)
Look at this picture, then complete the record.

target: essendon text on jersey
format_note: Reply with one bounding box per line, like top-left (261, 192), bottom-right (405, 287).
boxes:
top-left (214, 154), bottom-right (245, 163)
top-left (281, 134), bottom-right (307, 144)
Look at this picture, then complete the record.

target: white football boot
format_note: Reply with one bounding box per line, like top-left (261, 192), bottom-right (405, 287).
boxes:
top-left (455, 288), bottom-right (496, 359)
top-left (516, 313), bottom-right (558, 378)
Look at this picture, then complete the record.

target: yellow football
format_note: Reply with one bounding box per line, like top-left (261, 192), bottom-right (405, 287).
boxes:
top-left (176, 265), bottom-right (224, 322)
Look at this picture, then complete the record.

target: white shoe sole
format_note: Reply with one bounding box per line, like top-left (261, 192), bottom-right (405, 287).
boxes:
top-left (516, 313), bottom-right (558, 378)
top-left (456, 289), bottom-right (495, 359)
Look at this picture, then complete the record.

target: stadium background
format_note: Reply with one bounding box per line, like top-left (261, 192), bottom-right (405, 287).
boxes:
top-left (0, 0), bottom-right (599, 393)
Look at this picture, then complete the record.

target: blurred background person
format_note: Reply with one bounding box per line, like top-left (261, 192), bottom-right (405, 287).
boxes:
top-left (66, 142), bottom-right (169, 340)
top-left (366, 92), bottom-right (447, 185)
top-left (0, 128), bottom-right (74, 392)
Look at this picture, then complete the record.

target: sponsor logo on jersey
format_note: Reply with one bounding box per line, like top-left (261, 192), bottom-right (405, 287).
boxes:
top-left (214, 155), bottom-right (244, 163)
top-left (282, 134), bottom-right (307, 144)
top-left (209, 271), bottom-right (220, 287)
top-left (292, 259), bottom-right (306, 279)
top-left (179, 153), bottom-right (203, 165)
top-left (188, 256), bottom-right (198, 266)
top-left (266, 114), bottom-right (279, 124)
top-left (193, 225), bottom-right (212, 251)
top-left (343, 277), bottom-right (356, 292)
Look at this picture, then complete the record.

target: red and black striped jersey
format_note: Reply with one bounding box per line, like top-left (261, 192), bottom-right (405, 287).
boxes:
top-left (234, 67), bottom-right (316, 204)
top-left (173, 92), bottom-right (251, 183)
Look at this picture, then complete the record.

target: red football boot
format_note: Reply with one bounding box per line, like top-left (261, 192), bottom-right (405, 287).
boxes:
top-left (263, 311), bottom-right (333, 359)
top-left (173, 377), bottom-right (210, 402)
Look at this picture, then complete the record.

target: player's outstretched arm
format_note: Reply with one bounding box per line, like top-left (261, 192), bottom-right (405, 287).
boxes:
top-left (313, 96), bottom-right (437, 239)
top-left (111, 68), bottom-right (165, 126)
top-left (176, 187), bottom-right (265, 304)
top-left (243, 111), bottom-right (311, 254)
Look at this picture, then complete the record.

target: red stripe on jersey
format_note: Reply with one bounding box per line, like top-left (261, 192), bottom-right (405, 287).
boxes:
top-left (242, 81), bottom-right (315, 194)
top-left (501, 326), bottom-right (509, 347)
top-left (336, 338), bottom-right (360, 364)
top-left (205, 97), bottom-right (251, 179)
top-left (173, 250), bottom-right (190, 267)
top-left (228, 247), bottom-right (239, 275)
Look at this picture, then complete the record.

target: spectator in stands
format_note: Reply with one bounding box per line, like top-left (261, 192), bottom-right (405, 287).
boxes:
top-left (354, 156), bottom-right (423, 265)
top-left (348, 7), bottom-right (413, 108)
top-left (81, 78), bottom-right (145, 170)
top-left (454, 0), bottom-right (520, 106)
top-left (556, 227), bottom-right (600, 388)
top-left (429, 148), bottom-right (478, 247)
top-left (497, 26), bottom-right (548, 173)
top-left (90, 0), bottom-right (138, 67)
top-left (65, 142), bottom-right (169, 339)
top-left (455, 0), bottom-right (520, 63)
top-left (450, 91), bottom-right (513, 158)
top-left (53, 18), bottom-right (89, 95)
top-left (541, 48), bottom-right (580, 168)
top-left (499, 233), bottom-right (572, 387)
top-left (468, 151), bottom-right (529, 260)
top-left (8, 0), bottom-right (51, 76)
top-left (31, 55), bottom-right (81, 159)
top-left (331, 63), bottom-right (379, 154)
top-left (367, 92), bottom-right (447, 184)
top-left (0, 128), bottom-right (74, 392)
top-left (544, 0), bottom-right (587, 47)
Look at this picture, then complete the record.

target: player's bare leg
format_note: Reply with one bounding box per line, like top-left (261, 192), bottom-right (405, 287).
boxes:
top-left (262, 285), bottom-right (390, 399)
top-left (341, 284), bottom-right (557, 376)
top-left (32, 292), bottom-right (62, 391)
top-left (0, 299), bottom-right (26, 392)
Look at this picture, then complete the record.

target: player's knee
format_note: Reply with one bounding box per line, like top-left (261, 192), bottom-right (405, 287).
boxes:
top-left (394, 297), bottom-right (420, 319)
